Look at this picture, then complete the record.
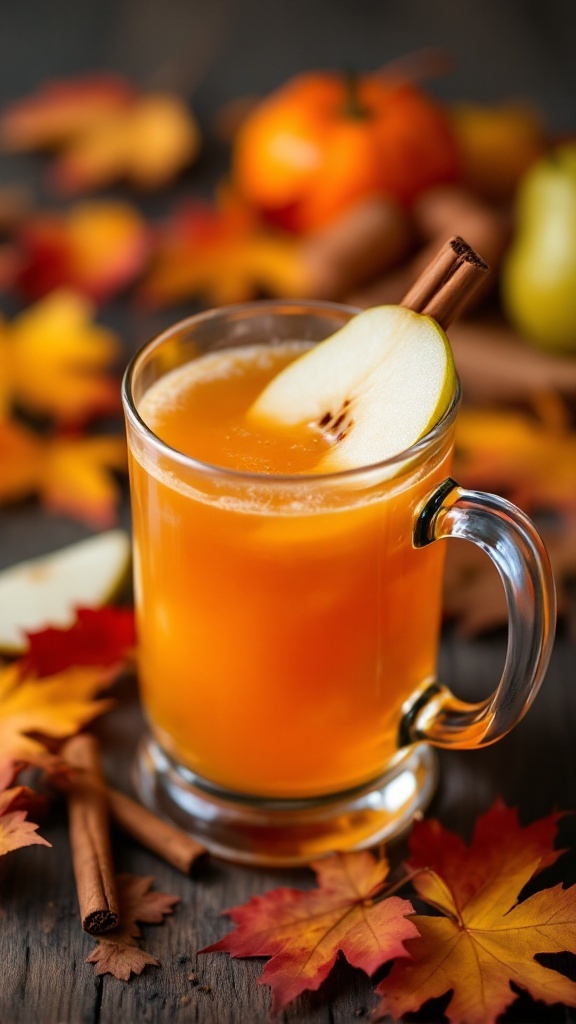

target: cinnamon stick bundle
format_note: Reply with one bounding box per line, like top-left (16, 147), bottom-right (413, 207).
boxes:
top-left (63, 734), bottom-right (119, 935)
top-left (106, 786), bottom-right (208, 876)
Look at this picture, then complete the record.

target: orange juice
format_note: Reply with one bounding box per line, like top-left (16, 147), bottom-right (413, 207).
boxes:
top-left (129, 341), bottom-right (453, 799)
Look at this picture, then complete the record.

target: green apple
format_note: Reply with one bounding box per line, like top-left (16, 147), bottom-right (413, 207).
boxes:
top-left (248, 305), bottom-right (456, 472)
top-left (0, 529), bottom-right (131, 655)
top-left (502, 143), bottom-right (576, 353)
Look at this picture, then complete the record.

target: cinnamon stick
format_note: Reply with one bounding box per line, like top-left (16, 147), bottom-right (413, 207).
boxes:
top-left (63, 734), bottom-right (119, 935)
top-left (300, 195), bottom-right (414, 300)
top-left (106, 786), bottom-right (208, 876)
top-left (401, 235), bottom-right (489, 330)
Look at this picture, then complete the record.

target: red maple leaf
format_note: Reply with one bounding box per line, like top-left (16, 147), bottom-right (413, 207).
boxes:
top-left (202, 849), bottom-right (417, 1013)
top-left (24, 606), bottom-right (136, 676)
top-left (374, 801), bottom-right (576, 1024)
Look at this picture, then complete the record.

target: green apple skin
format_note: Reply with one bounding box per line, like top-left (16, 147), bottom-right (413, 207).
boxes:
top-left (502, 143), bottom-right (576, 354)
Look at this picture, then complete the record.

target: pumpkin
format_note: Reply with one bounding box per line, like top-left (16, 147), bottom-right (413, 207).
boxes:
top-left (233, 71), bottom-right (460, 233)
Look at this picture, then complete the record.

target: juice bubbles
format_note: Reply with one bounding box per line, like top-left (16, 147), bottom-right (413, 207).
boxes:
top-left (128, 339), bottom-right (454, 800)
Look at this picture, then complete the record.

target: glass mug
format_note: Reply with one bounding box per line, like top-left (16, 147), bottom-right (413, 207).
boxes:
top-left (122, 301), bottom-right (556, 865)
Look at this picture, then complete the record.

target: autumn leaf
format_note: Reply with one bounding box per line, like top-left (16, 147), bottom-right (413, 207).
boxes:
top-left (0, 74), bottom-right (136, 150)
top-left (0, 659), bottom-right (117, 776)
top-left (142, 190), bottom-right (306, 307)
top-left (0, 291), bottom-right (121, 423)
top-left (454, 392), bottom-right (576, 518)
top-left (24, 606), bottom-right (136, 676)
top-left (87, 874), bottom-right (179, 980)
top-left (0, 785), bottom-right (51, 855)
top-left (202, 850), bottom-right (417, 1014)
top-left (0, 419), bottom-right (126, 527)
top-left (15, 203), bottom-right (150, 304)
top-left (0, 75), bottom-right (200, 193)
top-left (53, 93), bottom-right (200, 194)
top-left (374, 801), bottom-right (576, 1024)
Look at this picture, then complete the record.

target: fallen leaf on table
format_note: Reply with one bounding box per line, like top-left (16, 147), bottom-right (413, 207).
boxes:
top-left (374, 801), bottom-right (576, 1024)
top-left (454, 392), bottom-right (576, 517)
top-left (87, 874), bottom-right (179, 980)
top-left (0, 659), bottom-right (117, 783)
top-left (1, 75), bottom-right (199, 193)
top-left (0, 784), bottom-right (51, 855)
top-left (0, 74), bottom-right (136, 149)
top-left (15, 204), bottom-right (149, 304)
top-left (141, 190), bottom-right (306, 307)
top-left (202, 850), bottom-right (417, 1014)
top-left (54, 93), bottom-right (200, 194)
top-left (0, 290), bottom-right (120, 423)
top-left (0, 419), bottom-right (126, 527)
top-left (24, 606), bottom-right (136, 676)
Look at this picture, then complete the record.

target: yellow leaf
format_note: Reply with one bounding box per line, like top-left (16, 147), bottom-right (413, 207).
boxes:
top-left (1, 290), bottom-right (120, 422)
top-left (0, 661), bottom-right (116, 767)
top-left (455, 393), bottom-right (576, 516)
top-left (54, 93), bottom-right (200, 193)
top-left (0, 420), bottom-right (126, 527)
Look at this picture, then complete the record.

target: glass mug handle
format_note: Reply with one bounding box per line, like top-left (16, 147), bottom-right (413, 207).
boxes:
top-left (400, 478), bottom-right (556, 748)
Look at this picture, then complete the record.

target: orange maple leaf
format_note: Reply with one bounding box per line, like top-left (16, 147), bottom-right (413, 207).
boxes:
top-left (0, 659), bottom-right (117, 781)
top-left (14, 203), bottom-right (150, 304)
top-left (0, 291), bottom-right (121, 423)
top-left (202, 849), bottom-right (417, 1013)
top-left (0, 784), bottom-right (51, 856)
top-left (454, 393), bottom-right (576, 518)
top-left (374, 801), bottom-right (576, 1024)
top-left (142, 190), bottom-right (307, 307)
top-left (0, 75), bottom-right (199, 193)
top-left (0, 419), bottom-right (126, 527)
top-left (87, 874), bottom-right (179, 980)
top-left (53, 93), bottom-right (200, 194)
top-left (0, 74), bottom-right (136, 150)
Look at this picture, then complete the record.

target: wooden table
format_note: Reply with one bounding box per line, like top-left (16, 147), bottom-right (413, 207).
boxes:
top-left (1, 622), bottom-right (574, 1024)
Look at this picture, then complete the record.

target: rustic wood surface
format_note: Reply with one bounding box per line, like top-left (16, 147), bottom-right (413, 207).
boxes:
top-left (1, 1), bottom-right (575, 1021)
top-left (0, 629), bottom-right (575, 1024)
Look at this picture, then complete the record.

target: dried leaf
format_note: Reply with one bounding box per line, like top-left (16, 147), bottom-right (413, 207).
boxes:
top-left (0, 75), bottom-right (200, 193)
top-left (15, 204), bottom-right (149, 304)
top-left (0, 659), bottom-right (116, 778)
top-left (0, 785), bottom-right (51, 855)
top-left (0, 74), bottom-right (136, 150)
top-left (0, 419), bottom-right (126, 527)
top-left (142, 191), bottom-right (306, 307)
top-left (87, 874), bottom-right (179, 980)
top-left (202, 850), bottom-right (417, 1014)
top-left (0, 290), bottom-right (120, 423)
top-left (24, 606), bottom-right (136, 676)
top-left (53, 93), bottom-right (200, 194)
top-left (454, 393), bottom-right (576, 517)
top-left (374, 802), bottom-right (576, 1024)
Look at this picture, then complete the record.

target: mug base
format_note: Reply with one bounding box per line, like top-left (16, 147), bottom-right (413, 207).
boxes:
top-left (134, 735), bottom-right (439, 866)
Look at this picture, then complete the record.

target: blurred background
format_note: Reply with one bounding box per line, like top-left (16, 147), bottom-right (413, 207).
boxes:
top-left (0, 0), bottom-right (574, 126)
top-left (0, 0), bottom-right (574, 643)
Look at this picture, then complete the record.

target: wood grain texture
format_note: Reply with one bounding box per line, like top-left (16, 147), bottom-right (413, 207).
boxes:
top-left (1, 630), bottom-right (574, 1024)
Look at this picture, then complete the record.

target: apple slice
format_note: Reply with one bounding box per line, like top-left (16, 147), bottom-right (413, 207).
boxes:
top-left (248, 305), bottom-right (456, 472)
top-left (0, 529), bottom-right (131, 655)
